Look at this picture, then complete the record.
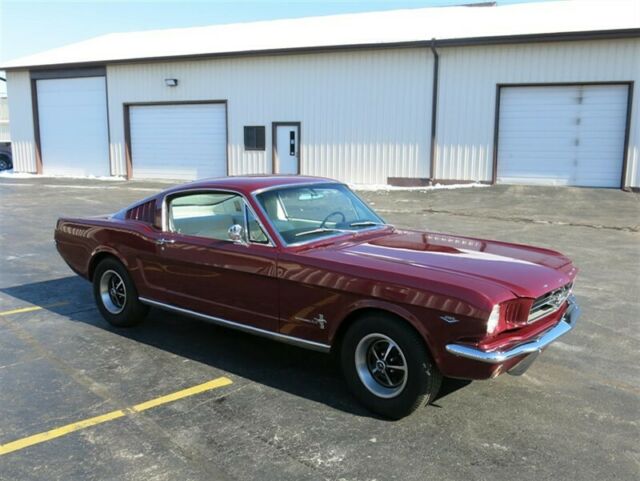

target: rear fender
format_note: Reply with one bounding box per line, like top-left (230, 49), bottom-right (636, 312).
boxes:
top-left (88, 247), bottom-right (129, 281)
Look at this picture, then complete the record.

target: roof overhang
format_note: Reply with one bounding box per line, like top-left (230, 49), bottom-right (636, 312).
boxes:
top-left (3, 1), bottom-right (639, 71)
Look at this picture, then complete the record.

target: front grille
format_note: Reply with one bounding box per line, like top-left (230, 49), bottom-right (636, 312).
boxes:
top-left (528, 283), bottom-right (573, 323)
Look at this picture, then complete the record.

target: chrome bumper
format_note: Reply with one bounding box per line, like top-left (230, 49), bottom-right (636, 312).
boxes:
top-left (445, 295), bottom-right (580, 364)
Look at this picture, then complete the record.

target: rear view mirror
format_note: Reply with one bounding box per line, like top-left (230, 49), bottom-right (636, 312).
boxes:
top-left (298, 189), bottom-right (324, 201)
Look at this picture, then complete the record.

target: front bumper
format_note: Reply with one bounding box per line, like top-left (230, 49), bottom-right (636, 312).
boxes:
top-left (445, 295), bottom-right (580, 364)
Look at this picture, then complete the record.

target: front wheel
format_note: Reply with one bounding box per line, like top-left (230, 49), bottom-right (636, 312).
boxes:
top-left (340, 314), bottom-right (441, 419)
top-left (0, 156), bottom-right (10, 171)
top-left (93, 257), bottom-right (149, 327)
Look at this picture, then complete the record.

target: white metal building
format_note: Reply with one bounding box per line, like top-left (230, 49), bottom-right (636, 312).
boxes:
top-left (3, 1), bottom-right (640, 188)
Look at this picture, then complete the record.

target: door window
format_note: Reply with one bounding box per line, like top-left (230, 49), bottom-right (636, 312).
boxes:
top-left (167, 192), bottom-right (268, 244)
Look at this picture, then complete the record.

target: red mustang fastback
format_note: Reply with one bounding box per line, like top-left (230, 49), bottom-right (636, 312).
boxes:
top-left (55, 176), bottom-right (579, 419)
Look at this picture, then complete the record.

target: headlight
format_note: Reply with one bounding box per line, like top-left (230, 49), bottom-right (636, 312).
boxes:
top-left (487, 305), bottom-right (500, 334)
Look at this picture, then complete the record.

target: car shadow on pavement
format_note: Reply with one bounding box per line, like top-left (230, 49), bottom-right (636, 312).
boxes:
top-left (1, 276), bottom-right (471, 419)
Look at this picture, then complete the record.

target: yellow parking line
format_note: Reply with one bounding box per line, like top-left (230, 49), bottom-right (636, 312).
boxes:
top-left (0, 410), bottom-right (127, 456)
top-left (0, 376), bottom-right (233, 456)
top-left (0, 302), bottom-right (69, 317)
top-left (131, 377), bottom-right (232, 412)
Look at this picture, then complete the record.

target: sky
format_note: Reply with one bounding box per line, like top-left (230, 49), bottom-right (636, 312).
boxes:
top-left (0, 0), bottom-right (553, 94)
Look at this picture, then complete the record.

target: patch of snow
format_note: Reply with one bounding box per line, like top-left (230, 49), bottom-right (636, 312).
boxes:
top-left (350, 183), bottom-right (490, 192)
top-left (0, 171), bottom-right (126, 181)
top-left (42, 184), bottom-right (160, 192)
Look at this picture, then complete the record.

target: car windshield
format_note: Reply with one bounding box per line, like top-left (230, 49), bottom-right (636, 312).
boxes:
top-left (255, 183), bottom-right (387, 244)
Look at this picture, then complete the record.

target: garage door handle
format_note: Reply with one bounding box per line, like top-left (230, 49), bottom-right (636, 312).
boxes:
top-left (156, 238), bottom-right (176, 246)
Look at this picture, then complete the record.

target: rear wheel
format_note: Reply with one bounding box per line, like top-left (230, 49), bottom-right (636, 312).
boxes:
top-left (93, 258), bottom-right (149, 327)
top-left (340, 314), bottom-right (441, 419)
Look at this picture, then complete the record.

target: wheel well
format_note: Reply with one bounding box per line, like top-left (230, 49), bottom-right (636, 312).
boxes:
top-left (332, 307), bottom-right (430, 356)
top-left (88, 252), bottom-right (119, 281)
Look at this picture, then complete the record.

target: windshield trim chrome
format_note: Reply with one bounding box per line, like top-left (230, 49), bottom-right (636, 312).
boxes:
top-left (251, 180), bottom-right (341, 196)
top-left (284, 225), bottom-right (392, 248)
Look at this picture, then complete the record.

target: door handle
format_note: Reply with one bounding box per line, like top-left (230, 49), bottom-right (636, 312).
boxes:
top-left (156, 238), bottom-right (176, 246)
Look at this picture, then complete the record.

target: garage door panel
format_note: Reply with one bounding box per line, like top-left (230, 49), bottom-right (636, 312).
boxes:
top-left (497, 85), bottom-right (627, 188)
top-left (37, 77), bottom-right (110, 177)
top-left (130, 104), bottom-right (227, 180)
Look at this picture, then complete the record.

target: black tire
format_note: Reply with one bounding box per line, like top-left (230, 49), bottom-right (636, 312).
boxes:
top-left (0, 156), bottom-right (10, 171)
top-left (340, 314), bottom-right (442, 419)
top-left (93, 257), bottom-right (149, 327)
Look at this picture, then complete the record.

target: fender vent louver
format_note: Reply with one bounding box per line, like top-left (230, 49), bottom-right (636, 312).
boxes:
top-left (125, 200), bottom-right (156, 224)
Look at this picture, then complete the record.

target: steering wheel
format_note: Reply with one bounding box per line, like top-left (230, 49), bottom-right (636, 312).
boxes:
top-left (320, 211), bottom-right (346, 228)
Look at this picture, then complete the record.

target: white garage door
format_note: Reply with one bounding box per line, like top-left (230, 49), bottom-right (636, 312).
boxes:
top-left (497, 85), bottom-right (628, 187)
top-left (37, 77), bottom-right (110, 177)
top-left (130, 103), bottom-right (227, 180)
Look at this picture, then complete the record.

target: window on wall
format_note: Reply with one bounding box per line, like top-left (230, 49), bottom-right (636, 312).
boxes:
top-left (244, 126), bottom-right (266, 151)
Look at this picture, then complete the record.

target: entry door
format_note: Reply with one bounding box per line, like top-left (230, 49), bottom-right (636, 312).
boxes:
top-left (274, 123), bottom-right (300, 174)
top-left (37, 77), bottom-right (110, 176)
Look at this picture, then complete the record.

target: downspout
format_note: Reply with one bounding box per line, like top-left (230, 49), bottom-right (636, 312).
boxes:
top-left (429, 38), bottom-right (439, 184)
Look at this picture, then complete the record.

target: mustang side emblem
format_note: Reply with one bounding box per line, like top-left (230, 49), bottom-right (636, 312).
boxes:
top-left (313, 314), bottom-right (327, 329)
top-left (440, 315), bottom-right (460, 324)
top-left (296, 314), bottom-right (327, 329)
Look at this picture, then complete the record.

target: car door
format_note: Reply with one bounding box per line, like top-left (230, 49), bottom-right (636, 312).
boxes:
top-left (141, 190), bottom-right (279, 332)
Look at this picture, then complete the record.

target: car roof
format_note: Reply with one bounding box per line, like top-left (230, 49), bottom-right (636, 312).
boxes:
top-left (165, 175), bottom-right (340, 196)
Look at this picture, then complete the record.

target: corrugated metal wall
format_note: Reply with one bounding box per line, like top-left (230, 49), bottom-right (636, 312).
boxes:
top-left (5, 70), bottom-right (36, 171)
top-left (0, 97), bottom-right (10, 142)
top-left (107, 49), bottom-right (433, 184)
top-left (435, 39), bottom-right (640, 186)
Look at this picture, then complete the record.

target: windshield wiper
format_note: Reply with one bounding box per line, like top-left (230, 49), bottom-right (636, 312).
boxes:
top-left (349, 220), bottom-right (390, 228)
top-left (295, 227), bottom-right (346, 238)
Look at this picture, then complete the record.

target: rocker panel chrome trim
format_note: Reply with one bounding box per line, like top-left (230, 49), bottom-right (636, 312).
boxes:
top-left (139, 297), bottom-right (331, 353)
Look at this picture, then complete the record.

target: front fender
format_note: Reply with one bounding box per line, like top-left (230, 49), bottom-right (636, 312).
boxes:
top-left (331, 299), bottom-right (445, 366)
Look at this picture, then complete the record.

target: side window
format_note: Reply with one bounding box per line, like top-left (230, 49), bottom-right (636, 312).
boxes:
top-left (246, 208), bottom-right (269, 244)
top-left (167, 191), bottom-right (270, 244)
top-left (168, 192), bottom-right (244, 240)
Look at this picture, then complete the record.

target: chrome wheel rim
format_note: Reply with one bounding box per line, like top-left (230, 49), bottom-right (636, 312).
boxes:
top-left (355, 333), bottom-right (408, 398)
top-left (99, 270), bottom-right (127, 314)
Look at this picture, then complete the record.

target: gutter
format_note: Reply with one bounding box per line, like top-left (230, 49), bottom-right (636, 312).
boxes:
top-left (429, 38), bottom-right (439, 183)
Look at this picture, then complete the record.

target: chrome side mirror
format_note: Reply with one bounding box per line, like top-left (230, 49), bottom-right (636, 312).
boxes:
top-left (227, 224), bottom-right (246, 244)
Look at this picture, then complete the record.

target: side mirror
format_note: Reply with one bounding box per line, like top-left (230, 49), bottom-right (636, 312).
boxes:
top-left (227, 224), bottom-right (246, 244)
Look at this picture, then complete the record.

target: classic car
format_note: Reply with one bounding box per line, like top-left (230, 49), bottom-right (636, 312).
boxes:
top-left (55, 176), bottom-right (579, 419)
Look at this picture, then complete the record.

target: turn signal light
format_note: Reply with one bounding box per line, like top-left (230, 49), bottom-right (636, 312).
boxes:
top-left (486, 299), bottom-right (534, 336)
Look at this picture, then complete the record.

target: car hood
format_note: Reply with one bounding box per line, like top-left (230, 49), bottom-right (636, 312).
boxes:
top-left (306, 229), bottom-right (576, 299)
